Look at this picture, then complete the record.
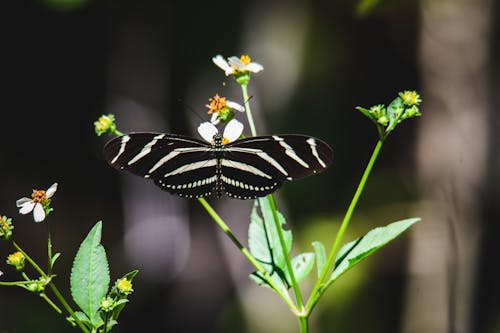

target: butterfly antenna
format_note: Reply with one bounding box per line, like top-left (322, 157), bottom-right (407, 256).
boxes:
top-left (178, 98), bottom-right (205, 123)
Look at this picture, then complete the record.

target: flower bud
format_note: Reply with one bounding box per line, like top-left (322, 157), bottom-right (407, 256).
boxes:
top-left (7, 252), bottom-right (25, 271)
top-left (0, 216), bottom-right (13, 240)
top-left (116, 277), bottom-right (133, 295)
top-left (94, 114), bottom-right (117, 136)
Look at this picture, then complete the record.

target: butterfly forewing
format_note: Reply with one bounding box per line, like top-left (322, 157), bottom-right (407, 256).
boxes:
top-left (104, 133), bottom-right (217, 198)
top-left (226, 135), bottom-right (333, 180)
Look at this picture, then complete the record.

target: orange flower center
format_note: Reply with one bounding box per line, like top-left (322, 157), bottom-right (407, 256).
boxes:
top-left (206, 94), bottom-right (228, 115)
top-left (221, 137), bottom-right (230, 145)
top-left (31, 190), bottom-right (47, 203)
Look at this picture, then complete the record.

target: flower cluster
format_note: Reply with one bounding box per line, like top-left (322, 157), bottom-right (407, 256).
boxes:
top-left (356, 90), bottom-right (422, 140)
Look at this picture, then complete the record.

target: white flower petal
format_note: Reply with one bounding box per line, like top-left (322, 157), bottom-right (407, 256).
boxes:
top-left (46, 183), bottom-right (58, 198)
top-left (227, 101), bottom-right (245, 112)
top-left (16, 197), bottom-right (32, 207)
top-left (33, 203), bottom-right (46, 222)
top-left (247, 62), bottom-right (264, 73)
top-left (198, 122), bottom-right (219, 143)
top-left (19, 201), bottom-right (35, 215)
top-left (210, 113), bottom-right (220, 125)
top-left (212, 55), bottom-right (234, 75)
top-left (223, 119), bottom-right (244, 143)
top-left (228, 56), bottom-right (244, 69)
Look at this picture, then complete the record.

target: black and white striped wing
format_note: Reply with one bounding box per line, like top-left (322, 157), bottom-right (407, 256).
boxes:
top-left (222, 135), bottom-right (333, 199)
top-left (103, 133), bottom-right (217, 198)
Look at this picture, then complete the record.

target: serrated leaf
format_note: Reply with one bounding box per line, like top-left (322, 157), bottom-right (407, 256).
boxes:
top-left (248, 198), bottom-right (292, 289)
top-left (248, 199), bottom-right (291, 272)
top-left (329, 218), bottom-right (420, 284)
top-left (287, 252), bottom-right (315, 283)
top-left (312, 241), bottom-right (326, 278)
top-left (70, 221), bottom-right (110, 327)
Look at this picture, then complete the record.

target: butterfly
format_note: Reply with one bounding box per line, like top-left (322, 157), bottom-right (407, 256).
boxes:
top-left (104, 119), bottom-right (333, 199)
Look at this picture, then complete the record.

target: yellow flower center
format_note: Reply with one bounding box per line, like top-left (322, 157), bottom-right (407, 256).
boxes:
top-left (206, 94), bottom-right (228, 114)
top-left (401, 91), bottom-right (420, 106)
top-left (117, 278), bottom-right (133, 293)
top-left (31, 190), bottom-right (47, 203)
top-left (221, 137), bottom-right (230, 145)
top-left (8, 252), bottom-right (24, 265)
top-left (240, 55), bottom-right (251, 66)
top-left (95, 115), bottom-right (113, 131)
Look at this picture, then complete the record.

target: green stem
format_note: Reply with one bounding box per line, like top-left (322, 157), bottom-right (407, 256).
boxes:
top-left (45, 220), bottom-right (53, 274)
top-left (306, 139), bottom-right (384, 313)
top-left (0, 280), bottom-right (34, 286)
top-left (40, 292), bottom-right (63, 314)
top-left (265, 195), bottom-right (304, 311)
top-left (240, 84), bottom-right (257, 136)
top-left (12, 240), bottom-right (90, 333)
top-left (197, 197), bottom-right (296, 312)
top-left (299, 316), bottom-right (308, 333)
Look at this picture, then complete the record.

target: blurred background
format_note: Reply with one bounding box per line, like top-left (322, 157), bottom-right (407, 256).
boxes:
top-left (1, 0), bottom-right (499, 332)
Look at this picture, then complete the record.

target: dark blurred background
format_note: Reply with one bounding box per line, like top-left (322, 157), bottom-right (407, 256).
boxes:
top-left (1, 0), bottom-right (499, 332)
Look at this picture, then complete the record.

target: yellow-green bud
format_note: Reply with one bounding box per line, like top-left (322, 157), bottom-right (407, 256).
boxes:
top-left (400, 91), bottom-right (422, 107)
top-left (116, 277), bottom-right (133, 295)
top-left (7, 252), bottom-right (25, 271)
top-left (94, 114), bottom-right (117, 136)
top-left (100, 297), bottom-right (115, 312)
top-left (0, 216), bottom-right (13, 240)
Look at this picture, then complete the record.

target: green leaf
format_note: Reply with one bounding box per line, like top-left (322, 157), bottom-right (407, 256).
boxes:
top-left (385, 96), bottom-right (404, 133)
top-left (50, 252), bottom-right (61, 268)
top-left (329, 218), bottom-right (420, 284)
top-left (70, 221), bottom-right (110, 327)
top-left (288, 252), bottom-right (315, 283)
top-left (248, 198), bottom-right (292, 289)
top-left (66, 311), bottom-right (91, 327)
top-left (312, 241), bottom-right (326, 278)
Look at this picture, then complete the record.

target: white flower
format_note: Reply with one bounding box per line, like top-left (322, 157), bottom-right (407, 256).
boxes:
top-left (212, 54), bottom-right (264, 76)
top-left (16, 183), bottom-right (58, 223)
top-left (198, 119), bottom-right (244, 144)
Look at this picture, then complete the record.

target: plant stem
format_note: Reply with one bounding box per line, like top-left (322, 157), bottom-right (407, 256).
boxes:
top-left (45, 220), bottom-right (53, 274)
top-left (197, 197), bottom-right (296, 312)
top-left (299, 316), bottom-right (309, 333)
top-left (40, 292), bottom-right (63, 314)
top-left (240, 84), bottom-right (257, 136)
top-left (306, 139), bottom-right (384, 312)
top-left (265, 195), bottom-right (304, 311)
top-left (11, 240), bottom-right (90, 333)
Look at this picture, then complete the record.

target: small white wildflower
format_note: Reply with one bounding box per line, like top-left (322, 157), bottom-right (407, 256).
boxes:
top-left (16, 183), bottom-right (58, 223)
top-left (212, 54), bottom-right (263, 76)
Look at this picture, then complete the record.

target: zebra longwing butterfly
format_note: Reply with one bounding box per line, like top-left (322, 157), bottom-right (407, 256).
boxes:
top-left (104, 120), bottom-right (333, 199)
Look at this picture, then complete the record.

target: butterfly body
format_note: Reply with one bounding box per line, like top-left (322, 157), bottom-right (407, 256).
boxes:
top-left (104, 132), bottom-right (333, 199)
